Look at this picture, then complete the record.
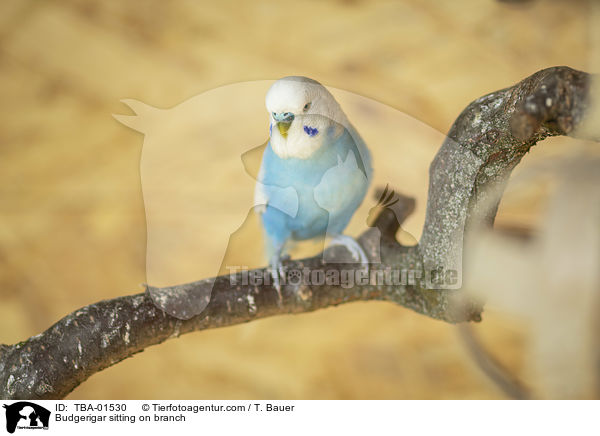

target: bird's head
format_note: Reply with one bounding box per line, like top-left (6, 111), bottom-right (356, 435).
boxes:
top-left (265, 76), bottom-right (346, 159)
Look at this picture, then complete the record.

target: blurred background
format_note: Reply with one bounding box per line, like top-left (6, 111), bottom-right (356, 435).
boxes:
top-left (0, 0), bottom-right (599, 399)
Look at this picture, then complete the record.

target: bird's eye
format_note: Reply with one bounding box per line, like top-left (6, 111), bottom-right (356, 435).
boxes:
top-left (303, 102), bottom-right (311, 112)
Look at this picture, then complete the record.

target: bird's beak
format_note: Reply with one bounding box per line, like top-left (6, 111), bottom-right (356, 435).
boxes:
top-left (277, 121), bottom-right (292, 138)
top-left (273, 112), bottom-right (294, 138)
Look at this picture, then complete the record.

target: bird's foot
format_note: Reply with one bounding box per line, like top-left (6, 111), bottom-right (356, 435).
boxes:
top-left (327, 234), bottom-right (369, 269)
top-left (268, 256), bottom-right (287, 306)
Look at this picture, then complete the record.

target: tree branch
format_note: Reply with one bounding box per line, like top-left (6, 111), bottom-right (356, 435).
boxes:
top-left (1, 66), bottom-right (595, 400)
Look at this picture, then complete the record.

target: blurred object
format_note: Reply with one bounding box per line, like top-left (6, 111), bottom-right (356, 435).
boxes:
top-left (465, 157), bottom-right (600, 399)
top-left (458, 323), bottom-right (529, 399)
top-left (497, 0), bottom-right (535, 5)
top-left (575, 77), bottom-right (600, 142)
top-left (0, 0), bottom-right (598, 399)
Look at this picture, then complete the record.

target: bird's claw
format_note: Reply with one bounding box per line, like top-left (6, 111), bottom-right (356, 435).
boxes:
top-left (255, 204), bottom-right (267, 215)
top-left (269, 257), bottom-right (286, 306)
top-left (327, 234), bottom-right (369, 269)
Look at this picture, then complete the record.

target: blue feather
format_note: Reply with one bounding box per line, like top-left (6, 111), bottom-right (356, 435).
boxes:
top-left (303, 125), bottom-right (319, 137)
top-left (259, 127), bottom-right (372, 257)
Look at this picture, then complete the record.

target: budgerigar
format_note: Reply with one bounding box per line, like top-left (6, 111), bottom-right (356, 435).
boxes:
top-left (254, 76), bottom-right (373, 295)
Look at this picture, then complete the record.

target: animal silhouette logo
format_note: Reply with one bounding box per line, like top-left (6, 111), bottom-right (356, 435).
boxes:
top-left (2, 402), bottom-right (50, 433)
top-left (113, 79), bottom-right (448, 318)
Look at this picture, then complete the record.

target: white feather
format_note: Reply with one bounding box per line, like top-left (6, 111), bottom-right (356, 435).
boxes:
top-left (265, 77), bottom-right (349, 160)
